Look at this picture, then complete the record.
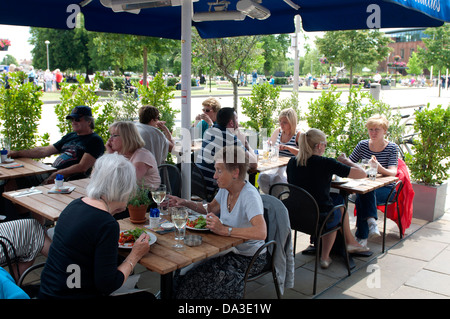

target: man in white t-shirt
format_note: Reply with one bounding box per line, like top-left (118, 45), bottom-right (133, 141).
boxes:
top-left (135, 105), bottom-right (174, 166)
top-left (373, 72), bottom-right (382, 83)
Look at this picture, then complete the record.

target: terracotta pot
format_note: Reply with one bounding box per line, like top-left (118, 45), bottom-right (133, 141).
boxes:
top-left (128, 204), bottom-right (148, 224)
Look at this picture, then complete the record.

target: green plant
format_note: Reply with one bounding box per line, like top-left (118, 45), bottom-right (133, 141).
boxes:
top-left (241, 82), bottom-right (281, 135)
top-left (138, 70), bottom-right (178, 132)
top-left (406, 104), bottom-right (450, 186)
top-left (0, 71), bottom-right (49, 149)
top-left (128, 183), bottom-right (151, 206)
top-left (54, 73), bottom-right (101, 136)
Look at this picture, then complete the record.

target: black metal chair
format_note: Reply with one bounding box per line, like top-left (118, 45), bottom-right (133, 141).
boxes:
top-left (270, 183), bottom-right (351, 295)
top-left (18, 262), bottom-right (45, 298)
top-left (378, 180), bottom-right (404, 253)
top-left (158, 164), bottom-right (182, 197)
top-left (243, 194), bottom-right (286, 299)
top-left (348, 180), bottom-right (404, 253)
top-left (0, 236), bottom-right (20, 282)
top-left (177, 162), bottom-right (215, 202)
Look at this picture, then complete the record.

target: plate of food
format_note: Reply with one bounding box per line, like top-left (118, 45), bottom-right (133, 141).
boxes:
top-left (332, 175), bottom-right (350, 185)
top-left (118, 228), bottom-right (157, 249)
top-left (186, 215), bottom-right (208, 231)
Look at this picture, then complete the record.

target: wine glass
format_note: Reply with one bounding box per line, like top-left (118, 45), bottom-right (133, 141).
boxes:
top-left (151, 184), bottom-right (167, 212)
top-left (172, 207), bottom-right (188, 250)
top-left (160, 191), bottom-right (171, 220)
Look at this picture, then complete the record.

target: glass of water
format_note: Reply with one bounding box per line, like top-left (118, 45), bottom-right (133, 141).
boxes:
top-left (368, 161), bottom-right (377, 180)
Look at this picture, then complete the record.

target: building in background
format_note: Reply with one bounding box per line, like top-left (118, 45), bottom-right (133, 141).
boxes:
top-left (378, 28), bottom-right (429, 76)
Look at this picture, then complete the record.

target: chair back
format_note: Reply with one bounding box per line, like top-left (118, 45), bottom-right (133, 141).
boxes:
top-left (0, 236), bottom-right (20, 283)
top-left (270, 183), bottom-right (319, 236)
top-left (177, 162), bottom-right (214, 202)
top-left (158, 164), bottom-right (181, 197)
top-left (390, 180), bottom-right (404, 204)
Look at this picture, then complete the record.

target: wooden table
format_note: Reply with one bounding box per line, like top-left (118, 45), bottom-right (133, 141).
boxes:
top-left (118, 218), bottom-right (244, 299)
top-left (0, 158), bottom-right (56, 181)
top-left (248, 155), bottom-right (291, 185)
top-left (2, 178), bottom-right (88, 221)
top-left (331, 175), bottom-right (399, 195)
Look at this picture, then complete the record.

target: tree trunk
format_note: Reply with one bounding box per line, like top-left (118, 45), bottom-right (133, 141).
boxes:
top-left (349, 65), bottom-right (353, 91)
top-left (143, 46), bottom-right (148, 87)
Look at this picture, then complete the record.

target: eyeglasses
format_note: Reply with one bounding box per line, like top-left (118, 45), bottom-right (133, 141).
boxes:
top-left (69, 117), bottom-right (83, 122)
top-left (202, 108), bottom-right (212, 113)
top-left (110, 134), bottom-right (120, 139)
top-left (319, 141), bottom-right (327, 147)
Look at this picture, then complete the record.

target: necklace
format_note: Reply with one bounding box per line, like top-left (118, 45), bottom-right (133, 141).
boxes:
top-left (226, 182), bottom-right (245, 213)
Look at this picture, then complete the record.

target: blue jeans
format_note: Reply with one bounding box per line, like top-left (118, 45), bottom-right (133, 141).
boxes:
top-left (355, 186), bottom-right (395, 239)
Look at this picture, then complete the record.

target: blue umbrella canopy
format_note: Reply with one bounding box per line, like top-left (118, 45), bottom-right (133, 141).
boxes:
top-left (0, 0), bottom-right (448, 39)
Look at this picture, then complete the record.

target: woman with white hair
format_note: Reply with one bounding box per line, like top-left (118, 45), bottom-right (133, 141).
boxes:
top-left (39, 153), bottom-right (152, 299)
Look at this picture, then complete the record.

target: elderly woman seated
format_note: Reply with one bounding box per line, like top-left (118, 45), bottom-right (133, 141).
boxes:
top-left (168, 145), bottom-right (267, 299)
top-left (39, 153), bottom-right (153, 299)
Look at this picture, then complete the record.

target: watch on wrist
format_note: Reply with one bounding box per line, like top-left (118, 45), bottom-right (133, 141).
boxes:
top-left (227, 227), bottom-right (232, 236)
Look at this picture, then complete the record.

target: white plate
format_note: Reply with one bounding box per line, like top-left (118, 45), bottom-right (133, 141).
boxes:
top-left (118, 230), bottom-right (157, 249)
top-left (186, 216), bottom-right (209, 231)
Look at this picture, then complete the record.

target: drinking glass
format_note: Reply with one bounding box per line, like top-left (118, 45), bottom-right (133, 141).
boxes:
top-left (368, 161), bottom-right (377, 180)
top-left (151, 184), bottom-right (167, 211)
top-left (159, 191), bottom-right (171, 220)
top-left (361, 158), bottom-right (370, 171)
top-left (172, 207), bottom-right (188, 250)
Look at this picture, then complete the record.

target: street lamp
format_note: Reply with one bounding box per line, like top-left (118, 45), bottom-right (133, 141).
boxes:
top-left (45, 40), bottom-right (50, 70)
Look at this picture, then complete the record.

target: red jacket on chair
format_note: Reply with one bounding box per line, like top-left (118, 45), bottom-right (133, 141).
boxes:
top-left (377, 158), bottom-right (414, 235)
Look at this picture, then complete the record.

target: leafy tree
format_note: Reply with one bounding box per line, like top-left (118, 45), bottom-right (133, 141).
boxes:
top-left (407, 52), bottom-right (423, 76)
top-left (192, 31), bottom-right (264, 110)
top-left (241, 82), bottom-right (281, 135)
top-left (315, 30), bottom-right (392, 89)
top-left (417, 24), bottom-right (450, 75)
top-left (259, 34), bottom-right (290, 75)
top-left (1, 54), bottom-right (18, 66)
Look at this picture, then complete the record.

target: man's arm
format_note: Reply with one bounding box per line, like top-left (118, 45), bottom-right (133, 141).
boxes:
top-left (9, 145), bottom-right (58, 159)
top-left (45, 152), bottom-right (97, 183)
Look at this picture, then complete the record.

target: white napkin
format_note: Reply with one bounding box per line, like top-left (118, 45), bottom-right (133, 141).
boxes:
top-left (110, 274), bottom-right (149, 296)
top-left (11, 187), bottom-right (43, 198)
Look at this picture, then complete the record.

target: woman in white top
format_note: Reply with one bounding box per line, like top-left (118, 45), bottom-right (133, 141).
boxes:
top-left (258, 108), bottom-right (301, 194)
top-left (106, 121), bottom-right (160, 189)
top-left (168, 145), bottom-right (266, 299)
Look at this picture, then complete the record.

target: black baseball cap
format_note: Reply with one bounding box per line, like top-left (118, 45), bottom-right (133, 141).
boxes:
top-left (66, 106), bottom-right (92, 120)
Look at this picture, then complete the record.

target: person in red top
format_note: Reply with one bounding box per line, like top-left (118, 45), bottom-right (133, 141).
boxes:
top-left (54, 69), bottom-right (63, 90)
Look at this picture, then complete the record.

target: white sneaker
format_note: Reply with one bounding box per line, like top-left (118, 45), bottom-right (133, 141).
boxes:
top-left (357, 238), bottom-right (368, 247)
top-left (368, 222), bottom-right (381, 238)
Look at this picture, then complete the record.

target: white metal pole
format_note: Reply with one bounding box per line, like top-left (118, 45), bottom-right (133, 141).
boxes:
top-left (180, 0), bottom-right (192, 200)
top-left (293, 15), bottom-right (300, 92)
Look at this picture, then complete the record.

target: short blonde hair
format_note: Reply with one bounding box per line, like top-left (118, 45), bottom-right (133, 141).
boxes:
top-left (109, 121), bottom-right (145, 154)
top-left (279, 108), bottom-right (298, 137)
top-left (366, 114), bottom-right (389, 131)
top-left (202, 97), bottom-right (221, 112)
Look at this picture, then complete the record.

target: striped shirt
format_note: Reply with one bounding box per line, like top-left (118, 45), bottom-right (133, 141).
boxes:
top-left (349, 140), bottom-right (398, 168)
top-left (196, 125), bottom-right (246, 195)
top-left (276, 131), bottom-right (298, 157)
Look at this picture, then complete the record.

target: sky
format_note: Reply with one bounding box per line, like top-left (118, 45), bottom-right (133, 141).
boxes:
top-left (0, 24), bottom-right (34, 62)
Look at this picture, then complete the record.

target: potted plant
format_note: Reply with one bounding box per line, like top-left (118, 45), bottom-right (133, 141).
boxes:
top-left (405, 104), bottom-right (450, 221)
top-left (127, 183), bottom-right (151, 224)
top-left (0, 39), bottom-right (11, 51)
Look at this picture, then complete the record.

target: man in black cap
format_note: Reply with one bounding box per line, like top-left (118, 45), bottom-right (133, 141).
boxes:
top-left (9, 105), bottom-right (105, 183)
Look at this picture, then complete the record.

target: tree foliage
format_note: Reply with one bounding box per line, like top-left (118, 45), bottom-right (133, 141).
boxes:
top-left (417, 24), bottom-right (450, 75)
top-left (315, 30), bottom-right (392, 89)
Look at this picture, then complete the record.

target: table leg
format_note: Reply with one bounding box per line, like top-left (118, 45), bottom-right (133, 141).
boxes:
top-left (160, 272), bottom-right (173, 299)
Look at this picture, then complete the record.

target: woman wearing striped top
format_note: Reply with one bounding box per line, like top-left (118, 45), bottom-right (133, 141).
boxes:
top-left (258, 108), bottom-right (300, 194)
top-left (348, 114), bottom-right (398, 247)
top-left (0, 219), bottom-right (51, 281)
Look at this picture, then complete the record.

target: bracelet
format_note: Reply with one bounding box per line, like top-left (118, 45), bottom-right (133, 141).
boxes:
top-left (125, 260), bottom-right (134, 274)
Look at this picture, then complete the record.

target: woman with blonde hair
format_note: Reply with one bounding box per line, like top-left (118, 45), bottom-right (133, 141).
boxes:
top-left (106, 121), bottom-right (160, 189)
top-left (348, 114), bottom-right (398, 247)
top-left (287, 128), bottom-right (368, 268)
top-left (258, 108), bottom-right (300, 194)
